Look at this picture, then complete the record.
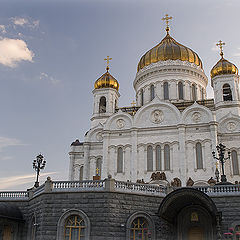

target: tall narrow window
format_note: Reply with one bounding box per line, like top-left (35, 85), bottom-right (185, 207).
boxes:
top-left (147, 146), bottom-right (153, 171)
top-left (96, 158), bottom-right (102, 176)
top-left (79, 166), bottom-right (83, 180)
top-left (164, 144), bottom-right (170, 170)
top-left (150, 84), bottom-right (155, 101)
top-left (140, 89), bottom-right (144, 106)
top-left (196, 142), bottom-right (203, 169)
top-left (223, 84), bottom-right (232, 101)
top-left (130, 217), bottom-right (149, 240)
top-left (192, 84), bottom-right (196, 101)
top-left (163, 82), bottom-right (169, 100)
top-left (232, 150), bottom-right (239, 175)
top-left (156, 145), bottom-right (162, 171)
top-left (201, 88), bottom-right (204, 100)
top-left (178, 82), bottom-right (184, 100)
top-left (99, 96), bottom-right (106, 113)
top-left (64, 215), bottom-right (86, 240)
top-left (117, 147), bottom-right (123, 173)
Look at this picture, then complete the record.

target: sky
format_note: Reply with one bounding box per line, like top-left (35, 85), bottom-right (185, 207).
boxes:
top-left (0, 0), bottom-right (240, 190)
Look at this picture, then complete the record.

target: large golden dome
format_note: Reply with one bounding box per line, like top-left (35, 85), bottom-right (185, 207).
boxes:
top-left (137, 33), bottom-right (203, 72)
top-left (210, 57), bottom-right (238, 78)
top-left (94, 68), bottom-right (119, 91)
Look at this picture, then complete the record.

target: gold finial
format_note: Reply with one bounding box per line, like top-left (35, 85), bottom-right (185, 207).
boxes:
top-left (131, 100), bottom-right (136, 107)
top-left (216, 40), bottom-right (225, 58)
top-left (104, 56), bottom-right (112, 72)
top-left (96, 168), bottom-right (99, 175)
top-left (162, 14), bottom-right (172, 34)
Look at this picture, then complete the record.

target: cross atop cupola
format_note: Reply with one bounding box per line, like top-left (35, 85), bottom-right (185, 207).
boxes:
top-left (162, 14), bottom-right (172, 34)
top-left (216, 40), bottom-right (225, 58)
top-left (104, 55), bottom-right (112, 72)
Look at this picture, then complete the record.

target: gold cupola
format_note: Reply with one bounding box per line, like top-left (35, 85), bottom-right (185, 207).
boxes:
top-left (94, 56), bottom-right (119, 91)
top-left (137, 14), bottom-right (203, 72)
top-left (210, 40), bottom-right (238, 78)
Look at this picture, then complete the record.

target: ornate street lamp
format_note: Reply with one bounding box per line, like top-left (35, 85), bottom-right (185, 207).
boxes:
top-left (212, 143), bottom-right (231, 183)
top-left (33, 154), bottom-right (46, 188)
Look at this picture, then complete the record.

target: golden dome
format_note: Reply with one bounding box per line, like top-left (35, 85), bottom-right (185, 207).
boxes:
top-left (210, 57), bottom-right (238, 78)
top-left (94, 68), bottom-right (119, 91)
top-left (137, 33), bottom-right (203, 72)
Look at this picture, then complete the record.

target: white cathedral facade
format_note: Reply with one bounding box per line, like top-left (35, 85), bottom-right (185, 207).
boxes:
top-left (68, 20), bottom-right (240, 187)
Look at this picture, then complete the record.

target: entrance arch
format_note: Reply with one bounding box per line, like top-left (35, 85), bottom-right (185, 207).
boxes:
top-left (158, 188), bottom-right (221, 240)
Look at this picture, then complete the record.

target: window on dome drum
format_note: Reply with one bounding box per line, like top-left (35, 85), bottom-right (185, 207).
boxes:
top-left (196, 143), bottom-right (203, 169)
top-left (79, 166), bottom-right (83, 180)
top-left (163, 82), bottom-right (169, 100)
top-left (96, 158), bottom-right (102, 176)
top-left (150, 84), bottom-right (155, 101)
top-left (140, 89), bottom-right (144, 106)
top-left (223, 84), bottom-right (233, 101)
top-left (99, 96), bottom-right (106, 113)
top-left (192, 84), bottom-right (196, 101)
top-left (130, 217), bottom-right (150, 240)
top-left (178, 82), bottom-right (184, 100)
top-left (117, 147), bottom-right (123, 173)
top-left (156, 145), bottom-right (162, 171)
top-left (164, 144), bottom-right (170, 170)
top-left (147, 146), bottom-right (153, 171)
top-left (232, 150), bottom-right (239, 175)
top-left (64, 215), bottom-right (86, 240)
top-left (201, 88), bottom-right (204, 100)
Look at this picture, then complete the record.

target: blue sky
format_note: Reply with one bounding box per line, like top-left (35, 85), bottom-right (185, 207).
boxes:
top-left (0, 0), bottom-right (240, 190)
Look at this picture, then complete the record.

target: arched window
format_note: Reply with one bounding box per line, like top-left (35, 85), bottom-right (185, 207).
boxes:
top-left (178, 82), bottom-right (184, 100)
top-left (163, 82), bottom-right (169, 100)
top-left (147, 146), bottom-right (153, 171)
top-left (79, 166), bottom-right (83, 180)
top-left (99, 96), bottom-right (106, 113)
top-left (192, 84), bottom-right (196, 101)
top-left (196, 142), bottom-right (203, 169)
top-left (64, 215), bottom-right (85, 240)
top-left (223, 84), bottom-right (232, 101)
top-left (117, 147), bottom-right (123, 173)
top-left (140, 89), bottom-right (144, 106)
top-left (96, 158), bottom-right (102, 176)
top-left (150, 84), bottom-right (155, 101)
top-left (130, 217), bottom-right (149, 240)
top-left (164, 144), bottom-right (170, 170)
top-left (156, 145), bottom-right (162, 171)
top-left (57, 210), bottom-right (90, 240)
top-left (232, 150), bottom-right (239, 175)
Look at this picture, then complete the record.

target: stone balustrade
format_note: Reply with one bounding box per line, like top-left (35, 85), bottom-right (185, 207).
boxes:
top-left (0, 178), bottom-right (240, 200)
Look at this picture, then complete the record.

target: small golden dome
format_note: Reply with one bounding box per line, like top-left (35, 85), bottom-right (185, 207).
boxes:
top-left (137, 33), bottom-right (203, 72)
top-left (94, 68), bottom-right (119, 91)
top-left (210, 57), bottom-right (238, 78)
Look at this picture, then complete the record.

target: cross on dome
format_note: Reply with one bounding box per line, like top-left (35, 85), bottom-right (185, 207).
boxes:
top-left (216, 40), bottom-right (225, 58)
top-left (104, 56), bottom-right (112, 72)
top-left (162, 14), bottom-right (173, 34)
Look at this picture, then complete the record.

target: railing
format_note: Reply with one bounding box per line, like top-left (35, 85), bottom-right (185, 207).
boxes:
top-left (53, 180), bottom-right (105, 191)
top-left (32, 183), bottom-right (45, 197)
top-left (115, 181), bottom-right (166, 196)
top-left (0, 191), bottom-right (28, 200)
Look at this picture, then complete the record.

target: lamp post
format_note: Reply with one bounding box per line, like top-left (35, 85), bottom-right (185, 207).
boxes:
top-left (33, 154), bottom-right (46, 188)
top-left (212, 143), bottom-right (231, 183)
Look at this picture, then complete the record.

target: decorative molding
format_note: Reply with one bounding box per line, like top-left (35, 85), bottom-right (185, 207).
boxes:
top-left (151, 109), bottom-right (164, 124)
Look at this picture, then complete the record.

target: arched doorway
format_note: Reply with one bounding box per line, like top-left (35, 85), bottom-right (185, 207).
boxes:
top-left (158, 188), bottom-right (221, 240)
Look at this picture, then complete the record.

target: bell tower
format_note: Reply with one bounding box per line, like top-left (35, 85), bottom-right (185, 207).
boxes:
top-left (91, 56), bottom-right (120, 128)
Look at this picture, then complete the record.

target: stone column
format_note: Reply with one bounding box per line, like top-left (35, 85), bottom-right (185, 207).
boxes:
top-left (131, 130), bottom-right (137, 182)
top-left (83, 144), bottom-right (90, 180)
top-left (102, 132), bottom-right (110, 179)
top-left (178, 125), bottom-right (186, 184)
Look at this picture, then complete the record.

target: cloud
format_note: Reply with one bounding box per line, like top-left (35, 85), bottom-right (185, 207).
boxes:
top-left (40, 72), bottom-right (60, 85)
top-left (0, 172), bottom-right (58, 190)
top-left (0, 38), bottom-right (34, 67)
top-left (0, 136), bottom-right (24, 152)
top-left (12, 17), bottom-right (28, 26)
top-left (11, 17), bottom-right (39, 29)
top-left (0, 25), bottom-right (6, 34)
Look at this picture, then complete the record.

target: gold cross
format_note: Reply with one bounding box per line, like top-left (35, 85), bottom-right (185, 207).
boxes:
top-left (96, 168), bottom-right (99, 175)
top-left (162, 14), bottom-right (172, 33)
top-left (216, 40), bottom-right (225, 58)
top-left (104, 56), bottom-right (112, 71)
top-left (131, 100), bottom-right (136, 107)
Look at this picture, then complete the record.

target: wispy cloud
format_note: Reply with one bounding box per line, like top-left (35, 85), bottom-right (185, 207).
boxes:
top-left (0, 136), bottom-right (24, 152)
top-left (11, 17), bottom-right (39, 29)
top-left (40, 72), bottom-right (60, 85)
top-left (0, 38), bottom-right (34, 67)
top-left (0, 25), bottom-right (6, 34)
top-left (0, 172), bottom-right (58, 190)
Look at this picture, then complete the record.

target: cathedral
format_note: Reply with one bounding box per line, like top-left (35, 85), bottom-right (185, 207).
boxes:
top-left (0, 15), bottom-right (240, 240)
top-left (69, 15), bottom-right (240, 187)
